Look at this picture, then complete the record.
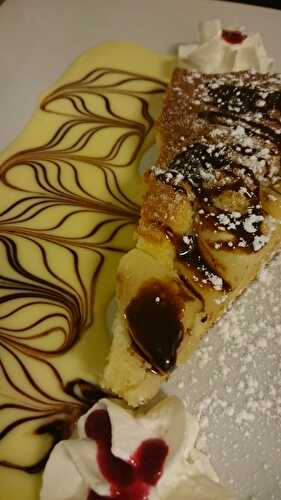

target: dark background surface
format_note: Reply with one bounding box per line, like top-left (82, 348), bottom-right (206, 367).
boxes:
top-left (0, 0), bottom-right (280, 7)
top-left (221, 0), bottom-right (281, 9)
top-left (0, 0), bottom-right (280, 8)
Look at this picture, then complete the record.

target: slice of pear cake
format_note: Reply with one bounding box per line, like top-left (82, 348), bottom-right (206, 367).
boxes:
top-left (102, 68), bottom-right (281, 406)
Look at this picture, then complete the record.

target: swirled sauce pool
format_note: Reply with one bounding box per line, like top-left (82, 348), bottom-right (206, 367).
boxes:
top-left (0, 41), bottom-right (173, 500)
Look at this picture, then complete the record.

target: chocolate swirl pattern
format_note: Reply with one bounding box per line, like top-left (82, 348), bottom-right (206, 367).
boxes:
top-left (0, 351), bottom-right (104, 472)
top-left (0, 43), bottom-right (166, 496)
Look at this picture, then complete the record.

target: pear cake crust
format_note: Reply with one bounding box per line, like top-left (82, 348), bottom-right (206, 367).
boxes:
top-left (102, 68), bottom-right (281, 407)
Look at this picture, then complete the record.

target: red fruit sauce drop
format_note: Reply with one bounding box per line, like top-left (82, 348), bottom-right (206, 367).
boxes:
top-left (85, 409), bottom-right (169, 500)
top-left (222, 29), bottom-right (247, 45)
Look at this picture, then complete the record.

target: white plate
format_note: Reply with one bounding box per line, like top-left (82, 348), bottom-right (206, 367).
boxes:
top-left (1, 1), bottom-right (281, 499)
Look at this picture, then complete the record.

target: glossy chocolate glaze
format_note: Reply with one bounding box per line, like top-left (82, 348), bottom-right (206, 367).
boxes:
top-left (126, 279), bottom-right (187, 373)
top-left (0, 62), bottom-right (166, 475)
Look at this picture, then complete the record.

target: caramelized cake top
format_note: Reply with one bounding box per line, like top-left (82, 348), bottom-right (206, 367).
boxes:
top-left (141, 69), bottom-right (281, 257)
top-left (157, 68), bottom-right (281, 176)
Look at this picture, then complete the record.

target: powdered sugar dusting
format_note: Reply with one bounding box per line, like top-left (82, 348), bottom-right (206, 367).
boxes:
top-left (166, 252), bottom-right (281, 500)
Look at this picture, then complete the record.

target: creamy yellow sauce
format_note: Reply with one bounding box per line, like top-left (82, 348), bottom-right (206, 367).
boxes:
top-left (0, 42), bottom-right (174, 500)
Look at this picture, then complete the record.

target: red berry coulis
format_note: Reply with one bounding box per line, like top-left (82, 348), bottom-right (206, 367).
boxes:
top-left (85, 409), bottom-right (168, 500)
top-left (222, 29), bottom-right (247, 44)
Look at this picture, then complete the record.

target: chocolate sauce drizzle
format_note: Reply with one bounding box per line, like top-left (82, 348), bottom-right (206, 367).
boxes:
top-left (165, 227), bottom-right (231, 291)
top-left (208, 83), bottom-right (281, 116)
top-left (126, 279), bottom-right (187, 374)
top-left (0, 67), bottom-right (166, 472)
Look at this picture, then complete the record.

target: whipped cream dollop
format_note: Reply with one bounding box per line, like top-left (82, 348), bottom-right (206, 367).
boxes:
top-left (178, 19), bottom-right (274, 73)
top-left (40, 396), bottom-right (232, 500)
